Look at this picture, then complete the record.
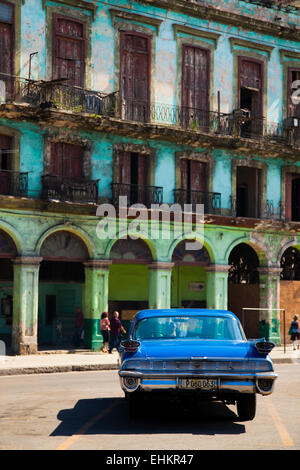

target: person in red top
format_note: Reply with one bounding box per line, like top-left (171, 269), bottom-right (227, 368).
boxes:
top-left (108, 311), bottom-right (126, 354)
top-left (100, 312), bottom-right (110, 353)
top-left (74, 306), bottom-right (84, 348)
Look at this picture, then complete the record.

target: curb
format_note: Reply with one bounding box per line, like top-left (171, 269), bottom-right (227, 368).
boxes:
top-left (0, 363), bottom-right (119, 376)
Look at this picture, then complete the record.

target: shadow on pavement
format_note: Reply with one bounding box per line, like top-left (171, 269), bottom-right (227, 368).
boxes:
top-left (51, 397), bottom-right (245, 437)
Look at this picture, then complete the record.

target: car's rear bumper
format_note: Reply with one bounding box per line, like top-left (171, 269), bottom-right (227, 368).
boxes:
top-left (119, 370), bottom-right (277, 396)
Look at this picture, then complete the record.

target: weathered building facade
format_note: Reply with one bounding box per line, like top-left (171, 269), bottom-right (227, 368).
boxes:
top-left (0, 0), bottom-right (300, 354)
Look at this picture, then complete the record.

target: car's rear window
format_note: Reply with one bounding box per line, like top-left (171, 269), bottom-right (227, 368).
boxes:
top-left (134, 315), bottom-right (246, 341)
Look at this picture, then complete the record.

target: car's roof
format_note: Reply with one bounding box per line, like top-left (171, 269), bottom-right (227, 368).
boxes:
top-left (134, 309), bottom-right (239, 322)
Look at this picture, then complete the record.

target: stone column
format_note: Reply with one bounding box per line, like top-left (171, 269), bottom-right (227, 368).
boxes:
top-left (148, 262), bottom-right (174, 309)
top-left (205, 264), bottom-right (230, 310)
top-left (83, 260), bottom-right (111, 351)
top-left (12, 256), bottom-right (42, 355)
top-left (258, 266), bottom-right (282, 344)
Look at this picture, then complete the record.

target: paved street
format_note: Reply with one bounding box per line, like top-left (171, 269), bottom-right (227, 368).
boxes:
top-left (0, 363), bottom-right (299, 451)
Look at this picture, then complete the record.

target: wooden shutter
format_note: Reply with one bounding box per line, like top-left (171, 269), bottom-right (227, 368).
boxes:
top-left (0, 134), bottom-right (12, 170)
top-left (118, 151), bottom-right (131, 184)
top-left (51, 142), bottom-right (83, 178)
top-left (53, 15), bottom-right (85, 87)
top-left (182, 45), bottom-right (209, 112)
top-left (180, 159), bottom-right (188, 190)
top-left (0, 3), bottom-right (14, 98)
top-left (120, 32), bottom-right (150, 121)
top-left (239, 58), bottom-right (263, 118)
top-left (190, 160), bottom-right (207, 192)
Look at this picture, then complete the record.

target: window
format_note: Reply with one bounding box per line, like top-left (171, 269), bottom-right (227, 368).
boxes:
top-left (238, 57), bottom-right (263, 137)
top-left (288, 68), bottom-right (300, 118)
top-left (52, 14), bottom-right (86, 87)
top-left (0, 1), bottom-right (14, 100)
top-left (120, 32), bottom-right (151, 122)
top-left (181, 45), bottom-right (210, 129)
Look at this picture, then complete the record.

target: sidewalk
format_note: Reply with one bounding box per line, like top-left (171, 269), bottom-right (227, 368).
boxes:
top-left (0, 345), bottom-right (299, 377)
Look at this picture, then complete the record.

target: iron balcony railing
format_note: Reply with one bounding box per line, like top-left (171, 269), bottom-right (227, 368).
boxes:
top-left (174, 189), bottom-right (221, 215)
top-left (229, 196), bottom-right (285, 221)
top-left (112, 182), bottom-right (163, 207)
top-left (42, 174), bottom-right (99, 204)
top-left (1, 74), bottom-right (299, 147)
top-left (0, 170), bottom-right (28, 197)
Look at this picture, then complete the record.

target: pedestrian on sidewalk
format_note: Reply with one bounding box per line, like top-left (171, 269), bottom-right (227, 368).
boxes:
top-left (108, 311), bottom-right (126, 354)
top-left (289, 314), bottom-right (300, 350)
top-left (74, 307), bottom-right (84, 348)
top-left (100, 312), bottom-right (110, 353)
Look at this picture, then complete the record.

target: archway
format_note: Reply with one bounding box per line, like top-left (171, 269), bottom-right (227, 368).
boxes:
top-left (108, 237), bottom-right (152, 331)
top-left (228, 242), bottom-right (260, 337)
top-left (38, 230), bottom-right (89, 348)
top-left (171, 239), bottom-right (210, 308)
top-left (0, 229), bottom-right (17, 349)
top-left (280, 246), bottom-right (300, 345)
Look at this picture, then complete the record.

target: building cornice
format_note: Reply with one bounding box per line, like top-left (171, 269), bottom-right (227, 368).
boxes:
top-left (137, 0), bottom-right (300, 42)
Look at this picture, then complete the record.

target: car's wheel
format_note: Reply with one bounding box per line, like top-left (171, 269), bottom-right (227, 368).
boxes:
top-left (236, 393), bottom-right (256, 421)
top-left (127, 392), bottom-right (144, 419)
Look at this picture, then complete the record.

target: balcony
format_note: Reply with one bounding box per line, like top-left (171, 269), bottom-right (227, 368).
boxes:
top-left (42, 175), bottom-right (99, 204)
top-left (1, 74), bottom-right (300, 148)
top-left (174, 189), bottom-right (221, 215)
top-left (112, 183), bottom-right (163, 207)
top-left (0, 170), bottom-right (28, 197)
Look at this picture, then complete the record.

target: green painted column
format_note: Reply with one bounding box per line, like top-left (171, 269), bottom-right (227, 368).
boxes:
top-left (12, 257), bottom-right (42, 355)
top-left (148, 262), bottom-right (174, 309)
top-left (83, 260), bottom-right (111, 351)
top-left (258, 266), bottom-right (282, 345)
top-left (205, 264), bottom-right (229, 310)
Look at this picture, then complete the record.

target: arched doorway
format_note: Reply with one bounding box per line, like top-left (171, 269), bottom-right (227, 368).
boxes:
top-left (171, 240), bottom-right (210, 308)
top-left (0, 229), bottom-right (17, 349)
top-left (280, 246), bottom-right (300, 345)
top-left (228, 242), bottom-right (260, 337)
top-left (108, 237), bottom-right (152, 331)
top-left (38, 230), bottom-right (89, 348)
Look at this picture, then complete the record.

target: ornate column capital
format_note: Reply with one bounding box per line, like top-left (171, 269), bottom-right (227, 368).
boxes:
top-left (12, 256), bottom-right (43, 266)
top-left (205, 264), bottom-right (230, 273)
top-left (148, 262), bottom-right (174, 271)
top-left (83, 259), bottom-right (112, 269)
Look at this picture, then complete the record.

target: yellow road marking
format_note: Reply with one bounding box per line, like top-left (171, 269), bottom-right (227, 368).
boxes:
top-left (56, 400), bottom-right (120, 450)
top-left (263, 396), bottom-right (294, 447)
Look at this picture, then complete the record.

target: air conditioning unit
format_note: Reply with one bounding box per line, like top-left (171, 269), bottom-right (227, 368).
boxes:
top-left (233, 108), bottom-right (251, 119)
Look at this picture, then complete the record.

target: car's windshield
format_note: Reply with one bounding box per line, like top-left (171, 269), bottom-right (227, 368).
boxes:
top-left (134, 315), bottom-right (246, 341)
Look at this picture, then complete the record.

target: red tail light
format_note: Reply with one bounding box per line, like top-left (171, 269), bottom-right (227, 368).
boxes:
top-left (120, 340), bottom-right (140, 352)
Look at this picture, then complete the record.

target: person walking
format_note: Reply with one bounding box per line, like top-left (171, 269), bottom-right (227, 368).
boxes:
top-left (290, 314), bottom-right (300, 350)
top-left (108, 311), bottom-right (126, 354)
top-left (100, 311), bottom-right (110, 353)
top-left (74, 307), bottom-right (84, 348)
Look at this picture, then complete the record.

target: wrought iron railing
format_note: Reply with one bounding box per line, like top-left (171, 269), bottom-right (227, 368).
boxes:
top-left (174, 189), bottom-right (221, 214)
top-left (42, 174), bottom-right (99, 204)
top-left (229, 196), bottom-right (285, 220)
top-left (1, 74), bottom-right (300, 147)
top-left (0, 170), bottom-right (28, 197)
top-left (112, 182), bottom-right (163, 207)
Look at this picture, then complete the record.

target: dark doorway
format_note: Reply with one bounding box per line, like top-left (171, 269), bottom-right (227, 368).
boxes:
top-left (236, 166), bottom-right (261, 218)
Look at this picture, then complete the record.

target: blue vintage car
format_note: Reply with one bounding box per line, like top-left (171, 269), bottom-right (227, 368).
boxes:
top-left (119, 309), bottom-right (277, 421)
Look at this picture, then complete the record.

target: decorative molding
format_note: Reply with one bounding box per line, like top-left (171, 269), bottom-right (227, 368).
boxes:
top-left (229, 37), bottom-right (274, 60)
top-left (173, 24), bottom-right (221, 48)
top-left (42, 0), bottom-right (97, 21)
top-left (148, 262), bottom-right (174, 271)
top-left (280, 48), bottom-right (300, 64)
top-left (109, 8), bottom-right (163, 34)
top-left (84, 259), bottom-right (112, 269)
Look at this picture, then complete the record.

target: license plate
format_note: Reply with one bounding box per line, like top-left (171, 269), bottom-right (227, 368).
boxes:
top-left (180, 378), bottom-right (217, 390)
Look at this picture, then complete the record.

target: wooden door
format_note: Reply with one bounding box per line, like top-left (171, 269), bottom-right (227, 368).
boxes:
top-left (0, 134), bottom-right (12, 195)
top-left (182, 45), bottom-right (210, 128)
top-left (51, 142), bottom-right (83, 179)
top-left (53, 15), bottom-right (86, 87)
top-left (120, 32), bottom-right (151, 122)
top-left (285, 172), bottom-right (293, 221)
top-left (0, 2), bottom-right (14, 99)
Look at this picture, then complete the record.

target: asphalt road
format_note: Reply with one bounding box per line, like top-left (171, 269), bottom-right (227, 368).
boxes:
top-left (0, 364), bottom-right (299, 451)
